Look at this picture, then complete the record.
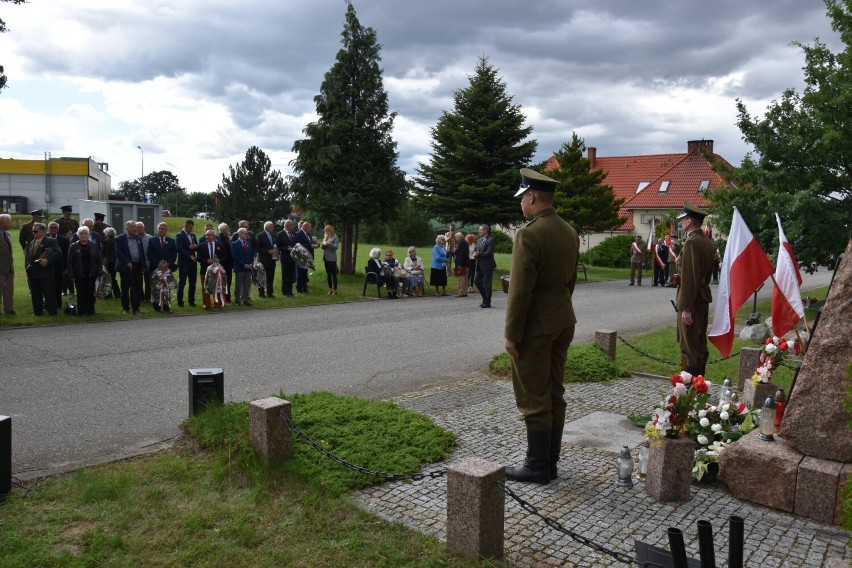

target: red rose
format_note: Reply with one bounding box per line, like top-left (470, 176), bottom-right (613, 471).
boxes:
top-left (692, 376), bottom-right (708, 394)
top-left (671, 374), bottom-right (683, 386)
top-left (765, 337), bottom-right (774, 345)
top-left (779, 340), bottom-right (788, 351)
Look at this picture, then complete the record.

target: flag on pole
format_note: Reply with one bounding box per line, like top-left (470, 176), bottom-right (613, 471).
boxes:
top-left (708, 207), bottom-right (774, 357)
top-left (771, 213), bottom-right (804, 337)
top-left (646, 219), bottom-right (655, 252)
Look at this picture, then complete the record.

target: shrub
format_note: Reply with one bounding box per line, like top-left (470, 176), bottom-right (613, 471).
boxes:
top-left (491, 230), bottom-right (514, 254)
top-left (489, 344), bottom-right (628, 383)
top-left (580, 234), bottom-right (636, 268)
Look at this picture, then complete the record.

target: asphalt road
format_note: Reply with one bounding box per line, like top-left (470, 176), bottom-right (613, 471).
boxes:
top-left (1, 271), bottom-right (832, 477)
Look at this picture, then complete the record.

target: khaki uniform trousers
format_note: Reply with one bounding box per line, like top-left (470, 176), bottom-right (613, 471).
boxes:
top-left (510, 325), bottom-right (575, 431)
top-left (678, 301), bottom-right (709, 376)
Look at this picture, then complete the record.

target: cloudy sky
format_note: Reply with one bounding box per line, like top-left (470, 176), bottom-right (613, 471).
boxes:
top-left (0, 0), bottom-right (841, 195)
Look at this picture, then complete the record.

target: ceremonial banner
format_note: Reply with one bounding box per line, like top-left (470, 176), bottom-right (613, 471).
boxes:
top-left (771, 213), bottom-right (804, 337)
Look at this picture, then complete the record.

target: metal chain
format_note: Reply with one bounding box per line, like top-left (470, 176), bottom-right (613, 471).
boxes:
top-left (494, 479), bottom-right (643, 566)
top-left (616, 335), bottom-right (740, 367)
top-left (277, 410), bottom-right (447, 481)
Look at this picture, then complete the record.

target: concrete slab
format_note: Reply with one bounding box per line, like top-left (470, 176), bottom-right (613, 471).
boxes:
top-left (563, 410), bottom-right (645, 453)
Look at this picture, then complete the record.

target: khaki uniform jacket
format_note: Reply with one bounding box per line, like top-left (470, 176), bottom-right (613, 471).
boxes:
top-left (19, 221), bottom-right (35, 251)
top-left (53, 216), bottom-right (79, 238)
top-left (630, 241), bottom-right (645, 263)
top-left (505, 208), bottom-right (579, 344)
top-left (676, 230), bottom-right (714, 312)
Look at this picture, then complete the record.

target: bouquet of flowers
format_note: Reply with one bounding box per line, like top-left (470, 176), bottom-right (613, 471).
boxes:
top-left (645, 372), bottom-right (711, 446)
top-left (290, 243), bottom-right (315, 272)
top-left (752, 336), bottom-right (799, 386)
top-left (251, 260), bottom-right (267, 289)
top-left (152, 267), bottom-right (176, 308)
top-left (95, 265), bottom-right (113, 299)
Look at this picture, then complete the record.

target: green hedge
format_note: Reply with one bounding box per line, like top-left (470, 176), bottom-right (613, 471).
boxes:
top-left (580, 234), bottom-right (636, 268)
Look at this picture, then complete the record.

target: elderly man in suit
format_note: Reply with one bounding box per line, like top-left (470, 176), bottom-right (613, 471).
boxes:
top-left (136, 221), bottom-right (153, 302)
top-left (175, 219), bottom-right (199, 308)
top-left (147, 222), bottom-right (178, 312)
top-left (47, 221), bottom-right (70, 309)
top-left (115, 220), bottom-right (145, 315)
top-left (231, 227), bottom-right (255, 306)
top-left (216, 223), bottom-right (233, 303)
top-left (294, 221), bottom-right (318, 293)
top-left (276, 219), bottom-right (298, 297)
top-left (504, 168), bottom-right (579, 484)
top-left (197, 229), bottom-right (227, 309)
top-left (472, 224), bottom-right (496, 308)
top-left (0, 213), bottom-right (15, 315)
top-left (255, 221), bottom-right (278, 298)
top-left (25, 222), bottom-right (62, 316)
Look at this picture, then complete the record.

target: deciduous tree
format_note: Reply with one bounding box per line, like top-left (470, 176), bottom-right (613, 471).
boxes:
top-left (710, 0), bottom-right (852, 271)
top-left (414, 56), bottom-right (536, 228)
top-left (290, 2), bottom-right (406, 275)
top-left (0, 0), bottom-right (26, 92)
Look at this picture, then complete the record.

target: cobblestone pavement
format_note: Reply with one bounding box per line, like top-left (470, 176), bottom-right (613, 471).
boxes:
top-left (351, 373), bottom-right (852, 567)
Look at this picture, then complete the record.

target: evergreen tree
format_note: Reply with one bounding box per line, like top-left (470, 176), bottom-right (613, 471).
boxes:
top-left (546, 133), bottom-right (625, 235)
top-left (214, 146), bottom-right (290, 229)
top-left (710, 0), bottom-right (852, 271)
top-left (290, 2), bottom-right (406, 275)
top-left (0, 0), bottom-right (26, 93)
top-left (414, 56), bottom-right (537, 228)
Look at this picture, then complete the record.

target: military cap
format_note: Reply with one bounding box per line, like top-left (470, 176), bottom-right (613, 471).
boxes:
top-left (515, 168), bottom-right (559, 197)
top-left (676, 202), bottom-right (708, 221)
top-left (94, 212), bottom-right (106, 221)
top-left (60, 205), bottom-right (73, 212)
top-left (29, 209), bottom-right (44, 218)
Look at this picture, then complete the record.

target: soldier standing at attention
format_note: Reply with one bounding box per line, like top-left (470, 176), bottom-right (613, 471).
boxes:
top-left (675, 203), bottom-right (715, 376)
top-left (504, 168), bottom-right (579, 484)
top-left (629, 234), bottom-right (645, 286)
top-left (53, 205), bottom-right (79, 238)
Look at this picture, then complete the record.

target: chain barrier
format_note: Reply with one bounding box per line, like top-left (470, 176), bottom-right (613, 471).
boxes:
top-left (277, 410), bottom-right (447, 482)
top-left (617, 335), bottom-right (740, 368)
top-left (494, 479), bottom-right (646, 566)
top-left (0, 476), bottom-right (45, 506)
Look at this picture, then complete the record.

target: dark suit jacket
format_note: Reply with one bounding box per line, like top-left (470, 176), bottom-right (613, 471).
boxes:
top-left (231, 238), bottom-right (254, 273)
top-left (455, 240), bottom-right (470, 268)
top-left (25, 236), bottom-right (61, 279)
top-left (67, 241), bottom-right (104, 279)
top-left (474, 235), bottom-right (496, 270)
top-left (295, 230), bottom-right (315, 259)
top-left (114, 233), bottom-right (145, 271)
top-left (175, 229), bottom-right (198, 270)
top-left (216, 233), bottom-right (233, 269)
top-left (255, 230), bottom-right (277, 265)
top-left (276, 229), bottom-right (297, 266)
top-left (197, 239), bottom-right (226, 276)
top-left (53, 233), bottom-right (70, 274)
top-left (19, 221), bottom-right (35, 251)
top-left (147, 236), bottom-right (178, 272)
top-left (0, 229), bottom-right (14, 276)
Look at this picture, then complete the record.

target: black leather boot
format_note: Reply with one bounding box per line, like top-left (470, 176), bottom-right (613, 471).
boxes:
top-left (549, 426), bottom-right (564, 480)
top-left (506, 430), bottom-right (551, 484)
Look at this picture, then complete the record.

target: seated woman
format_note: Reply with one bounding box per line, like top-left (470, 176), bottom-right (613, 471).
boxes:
top-left (403, 246), bottom-right (425, 297)
top-left (383, 249), bottom-right (403, 298)
top-left (366, 247), bottom-right (399, 299)
top-left (430, 234), bottom-right (448, 296)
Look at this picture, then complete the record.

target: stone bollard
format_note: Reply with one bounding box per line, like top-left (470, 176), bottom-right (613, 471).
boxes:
top-left (249, 397), bottom-right (293, 463)
top-left (737, 347), bottom-right (762, 393)
top-left (595, 330), bottom-right (617, 359)
top-left (446, 458), bottom-right (505, 560)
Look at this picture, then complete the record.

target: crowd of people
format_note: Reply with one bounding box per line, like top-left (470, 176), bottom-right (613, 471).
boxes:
top-left (0, 205), bottom-right (501, 318)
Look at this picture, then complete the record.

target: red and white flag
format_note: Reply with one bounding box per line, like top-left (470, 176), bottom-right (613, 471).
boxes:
top-left (771, 213), bottom-right (804, 337)
top-left (647, 220), bottom-right (655, 252)
top-left (708, 207), bottom-right (774, 357)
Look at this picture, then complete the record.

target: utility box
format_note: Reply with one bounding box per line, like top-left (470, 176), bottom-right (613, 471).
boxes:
top-left (188, 368), bottom-right (224, 417)
top-left (0, 415), bottom-right (10, 496)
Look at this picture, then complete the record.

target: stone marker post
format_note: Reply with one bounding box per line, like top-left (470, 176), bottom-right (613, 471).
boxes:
top-left (446, 458), bottom-right (505, 560)
top-left (595, 330), bottom-right (617, 359)
top-left (249, 397), bottom-right (293, 463)
top-left (737, 347), bottom-right (762, 393)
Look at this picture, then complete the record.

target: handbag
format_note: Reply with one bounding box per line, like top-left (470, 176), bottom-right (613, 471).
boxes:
top-left (453, 266), bottom-right (468, 277)
top-left (393, 267), bottom-right (408, 278)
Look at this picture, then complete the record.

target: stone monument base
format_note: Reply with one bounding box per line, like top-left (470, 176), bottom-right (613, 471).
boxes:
top-left (719, 430), bottom-right (850, 525)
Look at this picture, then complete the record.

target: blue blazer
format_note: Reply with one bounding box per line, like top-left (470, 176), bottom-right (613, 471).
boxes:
top-left (231, 238), bottom-right (254, 273)
top-left (114, 233), bottom-right (144, 271)
top-left (147, 236), bottom-right (177, 272)
top-left (295, 230), bottom-right (314, 259)
top-left (175, 229), bottom-right (198, 270)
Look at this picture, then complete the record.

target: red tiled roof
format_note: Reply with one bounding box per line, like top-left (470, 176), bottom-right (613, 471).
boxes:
top-left (544, 141), bottom-right (735, 232)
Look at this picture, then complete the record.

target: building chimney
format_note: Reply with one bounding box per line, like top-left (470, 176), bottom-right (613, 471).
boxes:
top-left (687, 139), bottom-right (714, 155)
top-left (587, 147), bottom-right (597, 169)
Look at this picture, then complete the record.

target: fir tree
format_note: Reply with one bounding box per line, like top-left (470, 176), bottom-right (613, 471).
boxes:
top-left (214, 146), bottom-right (290, 229)
top-left (414, 56), bottom-right (537, 227)
top-left (290, 2), bottom-right (406, 275)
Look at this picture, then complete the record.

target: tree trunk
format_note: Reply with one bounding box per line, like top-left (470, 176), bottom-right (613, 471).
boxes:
top-left (340, 221), bottom-right (355, 275)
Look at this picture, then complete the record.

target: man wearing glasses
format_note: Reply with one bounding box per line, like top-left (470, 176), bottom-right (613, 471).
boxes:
top-left (25, 223), bottom-right (61, 316)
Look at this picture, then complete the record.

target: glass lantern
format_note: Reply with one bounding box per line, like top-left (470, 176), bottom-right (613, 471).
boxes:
top-left (617, 445), bottom-right (634, 487)
top-left (758, 396), bottom-right (776, 441)
top-left (719, 378), bottom-right (732, 406)
top-left (637, 442), bottom-right (649, 482)
top-left (773, 388), bottom-right (786, 433)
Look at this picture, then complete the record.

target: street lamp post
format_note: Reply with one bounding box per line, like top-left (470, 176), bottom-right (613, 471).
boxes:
top-left (137, 145), bottom-right (144, 179)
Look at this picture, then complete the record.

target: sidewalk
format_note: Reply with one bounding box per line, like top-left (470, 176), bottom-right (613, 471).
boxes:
top-left (353, 372), bottom-right (852, 567)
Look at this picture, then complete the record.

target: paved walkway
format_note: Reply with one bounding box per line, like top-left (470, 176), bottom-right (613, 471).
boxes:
top-left (352, 372), bottom-right (851, 567)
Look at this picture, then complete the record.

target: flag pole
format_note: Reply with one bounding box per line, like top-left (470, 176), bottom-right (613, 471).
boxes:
top-left (769, 274), bottom-right (807, 356)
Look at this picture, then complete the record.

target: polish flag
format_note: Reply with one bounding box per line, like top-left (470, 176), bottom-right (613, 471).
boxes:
top-left (771, 214), bottom-right (804, 337)
top-left (647, 220), bottom-right (655, 252)
top-left (708, 207), bottom-right (774, 357)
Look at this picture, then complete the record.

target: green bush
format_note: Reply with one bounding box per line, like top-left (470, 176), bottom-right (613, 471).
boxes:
top-left (489, 343), bottom-right (627, 383)
top-left (491, 230), bottom-right (514, 254)
top-left (580, 234), bottom-right (636, 268)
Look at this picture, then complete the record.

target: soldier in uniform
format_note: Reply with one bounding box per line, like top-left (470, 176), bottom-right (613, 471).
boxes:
top-left (504, 168), bottom-right (579, 484)
top-left (92, 212), bottom-right (111, 235)
top-left (675, 203), bottom-right (715, 376)
top-left (629, 234), bottom-right (645, 285)
top-left (53, 205), bottom-right (79, 238)
top-left (19, 209), bottom-right (44, 252)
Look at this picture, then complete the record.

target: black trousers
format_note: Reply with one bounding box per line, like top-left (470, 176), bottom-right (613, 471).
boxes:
top-left (259, 259), bottom-right (275, 294)
top-left (178, 266), bottom-right (197, 305)
top-left (324, 260), bottom-right (338, 289)
top-left (281, 260), bottom-right (295, 295)
top-left (75, 276), bottom-right (96, 315)
top-left (120, 262), bottom-right (144, 312)
top-left (29, 275), bottom-right (57, 315)
top-left (474, 267), bottom-right (493, 304)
